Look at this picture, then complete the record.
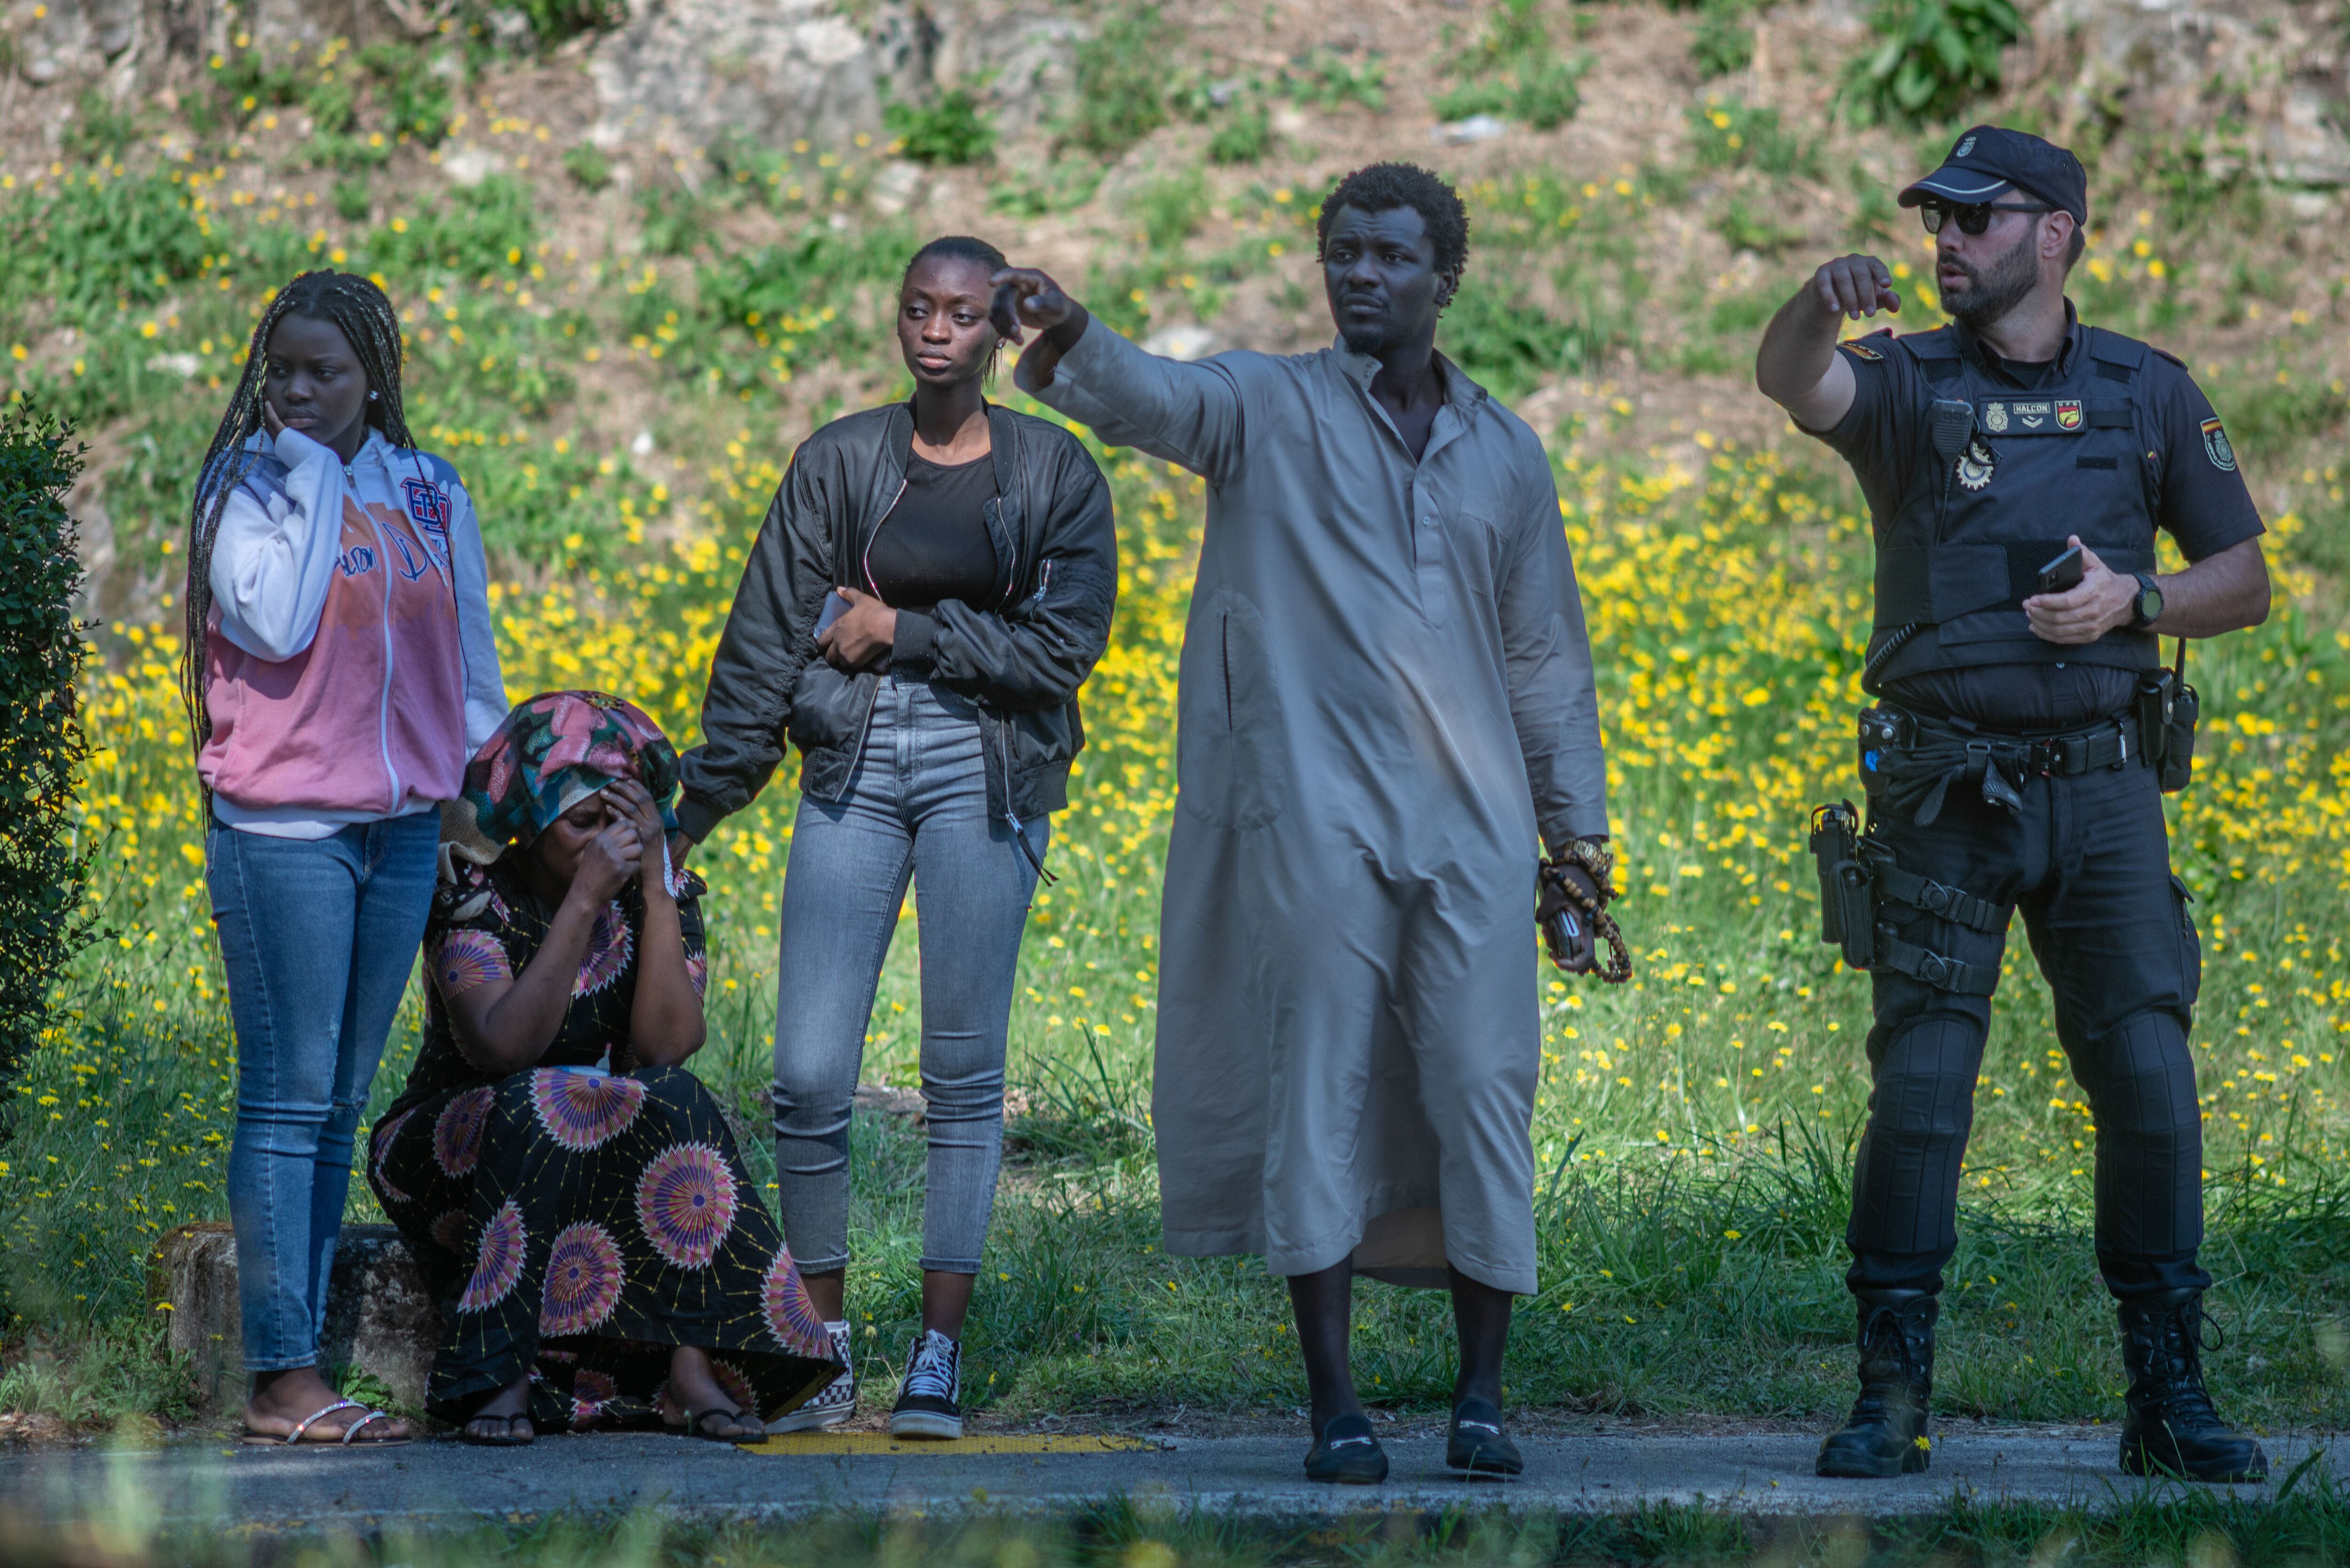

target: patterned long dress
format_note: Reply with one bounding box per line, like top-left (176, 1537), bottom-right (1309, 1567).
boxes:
top-left (367, 859), bottom-right (837, 1429)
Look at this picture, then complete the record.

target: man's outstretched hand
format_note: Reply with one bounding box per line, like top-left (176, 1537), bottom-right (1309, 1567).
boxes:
top-left (989, 267), bottom-right (1089, 385)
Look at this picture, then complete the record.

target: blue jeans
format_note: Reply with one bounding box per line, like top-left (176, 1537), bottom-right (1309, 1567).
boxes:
top-left (208, 813), bottom-right (439, 1373)
top-left (771, 677), bottom-right (1046, 1275)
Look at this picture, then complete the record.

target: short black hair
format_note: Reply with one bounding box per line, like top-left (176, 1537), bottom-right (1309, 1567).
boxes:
top-left (1315, 163), bottom-right (1470, 279)
top-left (904, 234), bottom-right (1007, 291)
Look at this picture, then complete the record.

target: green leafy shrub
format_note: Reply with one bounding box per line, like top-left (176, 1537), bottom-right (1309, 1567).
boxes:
top-left (1432, 0), bottom-right (1587, 131)
top-left (359, 40), bottom-right (457, 146)
top-left (1687, 98), bottom-right (1818, 178)
top-left (1206, 98), bottom-right (1272, 165)
top-left (1844, 0), bottom-right (2023, 125)
top-left (1066, 8), bottom-right (1172, 157)
top-left (0, 406), bottom-right (92, 1092)
top-left (886, 88), bottom-right (997, 167)
top-left (508, 0), bottom-right (628, 46)
top-left (1691, 0), bottom-right (1756, 79)
top-left (986, 156), bottom-right (1104, 219)
top-left (561, 145), bottom-right (611, 192)
top-left (1128, 169), bottom-right (1211, 252)
top-left (62, 90), bottom-right (141, 163)
top-left (1277, 48), bottom-right (1387, 114)
top-left (369, 175), bottom-right (542, 280)
top-left (1712, 195), bottom-right (1808, 253)
top-left (635, 181), bottom-right (715, 258)
top-left (332, 174), bottom-right (373, 222)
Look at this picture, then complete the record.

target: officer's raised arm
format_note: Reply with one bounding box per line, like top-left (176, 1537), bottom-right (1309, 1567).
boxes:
top-left (1755, 254), bottom-right (1900, 431)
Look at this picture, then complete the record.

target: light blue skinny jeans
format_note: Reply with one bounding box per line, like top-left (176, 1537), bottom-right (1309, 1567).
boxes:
top-left (771, 676), bottom-right (1046, 1275)
top-left (208, 812), bottom-right (439, 1373)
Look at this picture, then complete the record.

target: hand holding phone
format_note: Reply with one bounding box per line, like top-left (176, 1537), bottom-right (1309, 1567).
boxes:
top-left (2036, 544), bottom-right (2084, 596)
top-left (814, 589), bottom-right (847, 641)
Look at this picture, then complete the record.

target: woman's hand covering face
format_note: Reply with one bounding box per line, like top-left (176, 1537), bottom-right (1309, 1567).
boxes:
top-left (602, 778), bottom-right (671, 895)
top-left (571, 803), bottom-right (642, 905)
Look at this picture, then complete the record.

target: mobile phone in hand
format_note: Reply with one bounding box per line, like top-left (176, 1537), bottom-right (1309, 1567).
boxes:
top-left (814, 589), bottom-right (847, 640)
top-left (2036, 545), bottom-right (2084, 596)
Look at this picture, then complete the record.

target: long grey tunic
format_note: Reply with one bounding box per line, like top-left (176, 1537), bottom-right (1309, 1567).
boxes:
top-left (1019, 327), bottom-right (1608, 1294)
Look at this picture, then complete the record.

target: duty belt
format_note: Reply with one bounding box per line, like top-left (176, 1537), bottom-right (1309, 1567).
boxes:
top-left (1858, 704), bottom-right (2147, 827)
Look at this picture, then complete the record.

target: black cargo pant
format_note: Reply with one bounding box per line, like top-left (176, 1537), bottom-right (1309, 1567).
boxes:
top-left (1846, 745), bottom-right (2210, 1303)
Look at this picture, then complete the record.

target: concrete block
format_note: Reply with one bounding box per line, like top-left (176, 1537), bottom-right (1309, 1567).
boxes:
top-left (149, 1223), bottom-right (442, 1412)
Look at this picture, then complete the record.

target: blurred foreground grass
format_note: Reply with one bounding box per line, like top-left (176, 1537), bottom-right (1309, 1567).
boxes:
top-left (6, 1479), bottom-right (2350, 1568)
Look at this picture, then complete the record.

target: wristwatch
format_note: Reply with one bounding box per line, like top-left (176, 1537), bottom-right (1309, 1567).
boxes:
top-left (2130, 572), bottom-right (2164, 630)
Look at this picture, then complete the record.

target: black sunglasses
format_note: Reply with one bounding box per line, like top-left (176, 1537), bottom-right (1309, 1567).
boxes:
top-left (1921, 200), bottom-right (2054, 236)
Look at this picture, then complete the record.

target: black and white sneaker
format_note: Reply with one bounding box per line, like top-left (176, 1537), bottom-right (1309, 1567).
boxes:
top-left (889, 1328), bottom-right (963, 1439)
top-left (770, 1319), bottom-right (855, 1433)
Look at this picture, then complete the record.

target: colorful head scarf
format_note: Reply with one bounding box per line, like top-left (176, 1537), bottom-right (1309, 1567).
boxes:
top-left (439, 690), bottom-right (681, 878)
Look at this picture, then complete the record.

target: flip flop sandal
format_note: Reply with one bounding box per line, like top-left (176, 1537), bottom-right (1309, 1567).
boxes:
top-left (460, 1411), bottom-right (536, 1447)
top-left (674, 1407), bottom-right (766, 1445)
top-left (242, 1398), bottom-right (413, 1447)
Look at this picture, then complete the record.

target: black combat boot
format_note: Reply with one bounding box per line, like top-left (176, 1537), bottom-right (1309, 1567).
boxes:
top-left (2117, 1290), bottom-right (2268, 1482)
top-left (1815, 1288), bottom-right (1935, 1478)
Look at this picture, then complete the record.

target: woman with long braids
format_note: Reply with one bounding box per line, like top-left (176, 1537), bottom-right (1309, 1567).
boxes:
top-left (183, 270), bottom-right (505, 1446)
top-left (674, 235), bottom-right (1117, 1437)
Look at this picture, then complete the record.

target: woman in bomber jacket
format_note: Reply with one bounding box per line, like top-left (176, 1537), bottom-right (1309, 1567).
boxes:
top-left (673, 235), bottom-right (1118, 1439)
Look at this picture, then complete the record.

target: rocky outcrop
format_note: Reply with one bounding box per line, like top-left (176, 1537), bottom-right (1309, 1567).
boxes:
top-left (151, 1222), bottom-right (441, 1412)
top-left (585, 0), bottom-right (893, 154)
top-left (2023, 0), bottom-right (2350, 188)
top-left (9, 0), bottom-right (423, 86)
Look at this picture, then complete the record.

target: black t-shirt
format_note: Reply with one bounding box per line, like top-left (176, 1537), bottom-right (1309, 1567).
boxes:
top-left (867, 452), bottom-right (1001, 612)
top-left (1812, 306), bottom-right (2264, 729)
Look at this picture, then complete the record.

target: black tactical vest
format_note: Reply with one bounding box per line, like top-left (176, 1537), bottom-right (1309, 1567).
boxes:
top-left (1863, 323), bottom-right (2162, 692)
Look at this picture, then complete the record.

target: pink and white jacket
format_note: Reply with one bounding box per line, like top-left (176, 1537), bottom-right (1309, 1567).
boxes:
top-left (198, 427), bottom-right (506, 838)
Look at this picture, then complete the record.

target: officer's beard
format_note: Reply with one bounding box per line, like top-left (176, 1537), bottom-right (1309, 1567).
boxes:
top-left (1941, 228), bottom-right (2041, 333)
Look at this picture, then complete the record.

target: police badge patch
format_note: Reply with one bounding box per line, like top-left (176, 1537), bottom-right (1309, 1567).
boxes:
top-left (1983, 402), bottom-right (2008, 434)
top-left (1956, 436), bottom-right (1997, 491)
top-left (2055, 399), bottom-right (2083, 430)
top-left (2201, 416), bottom-right (2236, 471)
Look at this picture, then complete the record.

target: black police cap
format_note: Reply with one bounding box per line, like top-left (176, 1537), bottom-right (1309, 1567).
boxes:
top-left (1897, 125), bottom-right (2088, 226)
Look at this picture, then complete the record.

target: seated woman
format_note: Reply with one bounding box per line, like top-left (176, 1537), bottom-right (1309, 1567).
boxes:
top-left (368, 690), bottom-right (838, 1445)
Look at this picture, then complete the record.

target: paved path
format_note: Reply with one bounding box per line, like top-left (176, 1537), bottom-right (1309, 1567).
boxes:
top-left (0, 1427), bottom-right (2340, 1530)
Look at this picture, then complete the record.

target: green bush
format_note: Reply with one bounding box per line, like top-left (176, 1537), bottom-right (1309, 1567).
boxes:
top-left (1432, 0), bottom-right (1587, 131)
top-left (1687, 98), bottom-right (1818, 178)
top-left (368, 174), bottom-right (542, 280)
top-left (359, 39), bottom-right (457, 146)
top-left (562, 144), bottom-right (613, 191)
top-left (1128, 169), bottom-right (1211, 252)
top-left (1844, 0), bottom-right (2023, 125)
top-left (885, 87), bottom-right (997, 166)
top-left (0, 406), bottom-right (92, 1092)
top-left (1691, 0), bottom-right (1756, 79)
top-left (1277, 48), bottom-right (1387, 114)
top-left (1066, 8), bottom-right (1172, 157)
top-left (1206, 98), bottom-right (1272, 165)
top-left (61, 89), bottom-right (141, 163)
top-left (508, 0), bottom-right (628, 46)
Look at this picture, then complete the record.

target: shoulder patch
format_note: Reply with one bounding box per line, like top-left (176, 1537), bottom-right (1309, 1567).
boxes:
top-left (2200, 417), bottom-right (2236, 472)
top-left (2152, 347), bottom-right (2187, 369)
top-left (1840, 340), bottom-right (1885, 362)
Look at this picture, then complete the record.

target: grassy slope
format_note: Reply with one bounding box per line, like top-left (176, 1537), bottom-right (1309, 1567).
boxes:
top-left (0, 0), bottom-right (2346, 1432)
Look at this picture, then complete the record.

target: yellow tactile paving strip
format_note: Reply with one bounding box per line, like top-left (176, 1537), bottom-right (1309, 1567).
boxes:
top-left (745, 1433), bottom-right (1157, 1457)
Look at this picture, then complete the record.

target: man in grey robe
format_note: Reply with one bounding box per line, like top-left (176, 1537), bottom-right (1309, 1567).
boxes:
top-left (994, 162), bottom-right (1616, 1483)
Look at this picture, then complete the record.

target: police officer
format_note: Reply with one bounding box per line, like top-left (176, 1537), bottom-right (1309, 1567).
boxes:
top-left (1755, 126), bottom-right (2272, 1484)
